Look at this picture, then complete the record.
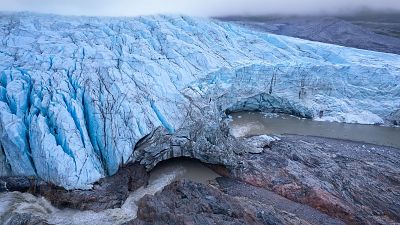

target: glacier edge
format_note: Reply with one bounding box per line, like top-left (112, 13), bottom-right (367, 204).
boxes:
top-left (0, 13), bottom-right (399, 189)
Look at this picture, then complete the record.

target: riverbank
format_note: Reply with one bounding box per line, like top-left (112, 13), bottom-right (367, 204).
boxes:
top-left (131, 134), bottom-right (400, 225)
top-left (214, 134), bottom-right (400, 224)
top-left (229, 111), bottom-right (400, 149)
top-left (1, 133), bottom-right (399, 224)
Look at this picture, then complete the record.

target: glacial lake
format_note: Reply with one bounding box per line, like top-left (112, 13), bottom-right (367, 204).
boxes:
top-left (229, 111), bottom-right (400, 149)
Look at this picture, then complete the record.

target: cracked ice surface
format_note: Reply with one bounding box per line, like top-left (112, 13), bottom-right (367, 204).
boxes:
top-left (0, 12), bottom-right (399, 189)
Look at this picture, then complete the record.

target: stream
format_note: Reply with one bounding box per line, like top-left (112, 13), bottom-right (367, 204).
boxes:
top-left (0, 158), bottom-right (219, 225)
top-left (1, 112), bottom-right (399, 224)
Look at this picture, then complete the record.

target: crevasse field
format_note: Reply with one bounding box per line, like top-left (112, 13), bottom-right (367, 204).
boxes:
top-left (0, 13), bottom-right (399, 189)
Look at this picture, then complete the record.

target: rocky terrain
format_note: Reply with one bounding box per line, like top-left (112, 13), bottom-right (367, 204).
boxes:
top-left (124, 134), bottom-right (400, 225)
top-left (219, 14), bottom-right (400, 54)
top-left (0, 162), bottom-right (148, 211)
top-left (212, 135), bottom-right (400, 225)
top-left (1, 134), bottom-right (399, 225)
top-left (128, 178), bottom-right (345, 225)
top-left (342, 12), bottom-right (400, 39)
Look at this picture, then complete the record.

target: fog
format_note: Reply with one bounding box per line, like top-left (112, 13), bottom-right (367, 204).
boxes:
top-left (0, 0), bottom-right (399, 17)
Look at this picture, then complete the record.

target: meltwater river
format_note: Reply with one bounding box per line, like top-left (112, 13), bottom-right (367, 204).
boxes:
top-left (0, 158), bottom-right (219, 225)
top-left (229, 111), bottom-right (400, 149)
top-left (1, 112), bottom-right (399, 224)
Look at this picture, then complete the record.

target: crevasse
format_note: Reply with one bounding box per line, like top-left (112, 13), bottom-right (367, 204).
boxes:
top-left (0, 13), bottom-right (399, 189)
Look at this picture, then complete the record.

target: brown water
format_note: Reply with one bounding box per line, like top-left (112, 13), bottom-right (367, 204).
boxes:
top-left (229, 111), bottom-right (400, 149)
top-left (0, 158), bottom-right (219, 225)
top-left (5, 112), bottom-right (399, 224)
top-left (149, 157), bottom-right (220, 184)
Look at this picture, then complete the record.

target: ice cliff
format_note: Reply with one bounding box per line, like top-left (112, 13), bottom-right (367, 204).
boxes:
top-left (0, 13), bottom-right (399, 189)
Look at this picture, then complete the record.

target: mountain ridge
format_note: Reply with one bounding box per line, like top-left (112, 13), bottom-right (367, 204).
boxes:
top-left (218, 15), bottom-right (400, 54)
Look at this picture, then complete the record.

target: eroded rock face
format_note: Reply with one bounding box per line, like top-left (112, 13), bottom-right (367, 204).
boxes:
top-left (218, 16), bottom-right (400, 55)
top-left (3, 213), bottom-right (49, 225)
top-left (217, 177), bottom-right (345, 225)
top-left (1, 135), bottom-right (399, 225)
top-left (126, 179), bottom-right (332, 225)
top-left (216, 135), bottom-right (400, 225)
top-left (38, 162), bottom-right (149, 211)
top-left (0, 176), bottom-right (42, 193)
top-left (0, 163), bottom-right (149, 211)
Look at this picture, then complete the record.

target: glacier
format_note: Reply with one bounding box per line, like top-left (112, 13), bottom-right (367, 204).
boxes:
top-left (0, 12), bottom-right (399, 189)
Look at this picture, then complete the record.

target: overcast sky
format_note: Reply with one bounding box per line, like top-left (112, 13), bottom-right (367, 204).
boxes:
top-left (0, 0), bottom-right (399, 17)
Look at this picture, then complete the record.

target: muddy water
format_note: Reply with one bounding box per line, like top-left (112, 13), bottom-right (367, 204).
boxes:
top-left (229, 111), bottom-right (400, 149)
top-left (0, 158), bottom-right (219, 225)
top-left (149, 157), bottom-right (220, 184)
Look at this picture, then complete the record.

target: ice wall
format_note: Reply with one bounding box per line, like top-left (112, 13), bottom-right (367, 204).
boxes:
top-left (0, 13), bottom-right (399, 189)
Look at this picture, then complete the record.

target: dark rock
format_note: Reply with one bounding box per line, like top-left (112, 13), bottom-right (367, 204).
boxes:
top-left (2, 130), bottom-right (398, 225)
top-left (0, 162), bottom-right (149, 212)
top-left (3, 213), bottom-right (49, 225)
top-left (124, 180), bottom-right (315, 225)
top-left (37, 162), bottom-right (149, 211)
top-left (0, 176), bottom-right (43, 193)
top-left (217, 135), bottom-right (400, 225)
top-left (216, 177), bottom-right (345, 225)
top-left (218, 16), bottom-right (400, 55)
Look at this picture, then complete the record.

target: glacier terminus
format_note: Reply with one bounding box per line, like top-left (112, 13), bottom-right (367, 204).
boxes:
top-left (0, 13), bottom-right (399, 189)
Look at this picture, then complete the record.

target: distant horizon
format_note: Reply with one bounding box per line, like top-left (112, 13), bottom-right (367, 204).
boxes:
top-left (0, 8), bottom-right (399, 19)
top-left (1, 0), bottom-right (399, 18)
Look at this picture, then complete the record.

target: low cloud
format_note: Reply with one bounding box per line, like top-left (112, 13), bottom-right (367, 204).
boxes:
top-left (0, 0), bottom-right (399, 17)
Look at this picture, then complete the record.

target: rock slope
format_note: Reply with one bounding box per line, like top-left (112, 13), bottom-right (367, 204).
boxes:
top-left (219, 16), bottom-right (400, 54)
top-left (1, 135), bottom-right (399, 224)
top-left (0, 12), bottom-right (399, 189)
top-left (127, 179), bottom-right (344, 225)
top-left (212, 135), bottom-right (400, 224)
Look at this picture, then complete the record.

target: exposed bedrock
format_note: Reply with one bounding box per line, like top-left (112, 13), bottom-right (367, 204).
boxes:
top-left (0, 13), bottom-right (399, 189)
top-left (216, 177), bottom-right (344, 225)
top-left (36, 162), bottom-right (149, 211)
top-left (218, 16), bottom-right (400, 55)
top-left (0, 176), bottom-right (43, 193)
top-left (125, 181), bottom-right (343, 225)
top-left (1, 135), bottom-right (399, 225)
top-left (125, 179), bottom-right (345, 225)
top-left (209, 135), bottom-right (400, 225)
top-left (3, 213), bottom-right (49, 225)
top-left (0, 163), bottom-right (148, 211)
